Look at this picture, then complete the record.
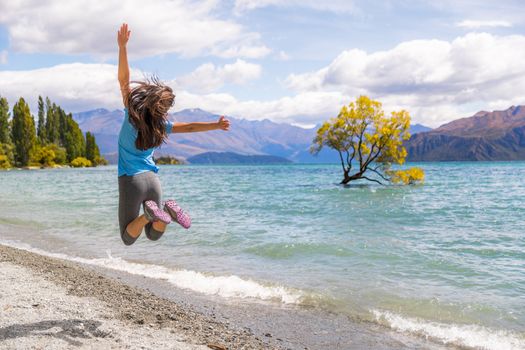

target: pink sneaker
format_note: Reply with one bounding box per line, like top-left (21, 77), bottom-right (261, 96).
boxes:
top-left (164, 200), bottom-right (191, 229)
top-left (143, 200), bottom-right (172, 224)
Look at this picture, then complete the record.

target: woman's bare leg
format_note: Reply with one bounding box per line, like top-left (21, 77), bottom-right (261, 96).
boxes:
top-left (126, 215), bottom-right (149, 238)
top-left (152, 221), bottom-right (167, 232)
top-left (126, 215), bottom-right (168, 238)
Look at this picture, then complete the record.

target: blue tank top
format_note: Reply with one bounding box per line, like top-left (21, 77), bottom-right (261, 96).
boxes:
top-left (118, 108), bottom-right (174, 177)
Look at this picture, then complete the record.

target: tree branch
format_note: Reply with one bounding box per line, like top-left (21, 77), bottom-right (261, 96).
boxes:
top-left (364, 144), bottom-right (384, 169)
top-left (345, 149), bottom-right (352, 171)
top-left (348, 142), bottom-right (356, 170)
top-left (372, 164), bottom-right (383, 172)
top-left (357, 125), bottom-right (367, 169)
top-left (361, 176), bottom-right (385, 186)
top-left (369, 167), bottom-right (390, 182)
top-left (363, 141), bottom-right (377, 169)
top-left (337, 149), bottom-right (347, 173)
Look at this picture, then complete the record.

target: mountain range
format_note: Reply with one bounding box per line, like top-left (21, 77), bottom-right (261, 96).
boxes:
top-left (73, 108), bottom-right (339, 163)
top-left (77, 106), bottom-right (525, 163)
top-left (73, 108), bottom-right (431, 164)
top-left (405, 105), bottom-right (525, 161)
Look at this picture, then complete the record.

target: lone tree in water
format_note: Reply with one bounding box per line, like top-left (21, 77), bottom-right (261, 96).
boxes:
top-left (311, 96), bottom-right (424, 185)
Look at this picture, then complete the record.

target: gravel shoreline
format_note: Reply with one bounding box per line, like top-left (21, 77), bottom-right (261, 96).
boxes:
top-left (0, 244), bottom-right (276, 350)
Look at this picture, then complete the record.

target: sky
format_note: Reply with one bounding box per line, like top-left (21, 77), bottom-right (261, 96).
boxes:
top-left (0, 0), bottom-right (524, 128)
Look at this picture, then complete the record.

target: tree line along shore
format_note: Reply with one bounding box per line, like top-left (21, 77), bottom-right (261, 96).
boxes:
top-left (0, 95), bottom-right (106, 169)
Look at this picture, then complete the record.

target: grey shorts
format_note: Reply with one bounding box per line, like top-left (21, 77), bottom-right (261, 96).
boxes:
top-left (118, 171), bottom-right (164, 245)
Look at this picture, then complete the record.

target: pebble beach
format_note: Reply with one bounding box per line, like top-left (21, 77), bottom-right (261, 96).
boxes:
top-left (0, 244), bottom-right (273, 350)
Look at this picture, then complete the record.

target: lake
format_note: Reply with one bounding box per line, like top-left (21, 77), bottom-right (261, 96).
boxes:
top-left (1, 163), bottom-right (524, 349)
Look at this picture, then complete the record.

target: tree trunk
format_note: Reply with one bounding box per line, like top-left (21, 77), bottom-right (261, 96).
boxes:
top-left (340, 171), bottom-right (363, 184)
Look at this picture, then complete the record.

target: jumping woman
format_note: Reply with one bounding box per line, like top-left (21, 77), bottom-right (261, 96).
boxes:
top-left (117, 23), bottom-right (230, 245)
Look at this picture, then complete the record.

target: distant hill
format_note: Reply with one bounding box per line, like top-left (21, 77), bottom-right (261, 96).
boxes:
top-left (187, 152), bottom-right (292, 164)
top-left (406, 106), bottom-right (525, 161)
top-left (410, 124), bottom-right (432, 134)
top-left (72, 108), bottom-right (431, 164)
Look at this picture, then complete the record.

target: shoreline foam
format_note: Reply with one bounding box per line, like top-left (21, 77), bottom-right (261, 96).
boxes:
top-left (0, 239), bottom-right (306, 305)
top-left (373, 310), bottom-right (525, 350)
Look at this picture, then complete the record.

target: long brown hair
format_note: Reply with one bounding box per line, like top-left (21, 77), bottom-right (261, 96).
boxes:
top-left (127, 77), bottom-right (175, 150)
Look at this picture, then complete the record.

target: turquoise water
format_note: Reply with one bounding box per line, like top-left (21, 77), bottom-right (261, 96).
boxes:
top-left (1, 163), bottom-right (524, 349)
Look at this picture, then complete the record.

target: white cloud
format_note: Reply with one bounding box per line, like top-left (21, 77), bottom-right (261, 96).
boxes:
top-left (457, 20), bottom-right (512, 28)
top-left (0, 0), bottom-right (269, 59)
top-left (0, 62), bottom-right (345, 127)
top-left (175, 90), bottom-right (348, 126)
top-left (0, 50), bottom-right (7, 64)
top-left (0, 63), bottom-right (136, 113)
top-left (177, 59), bottom-right (262, 93)
top-left (234, 0), bottom-right (358, 15)
top-left (2, 32), bottom-right (525, 128)
top-left (284, 32), bottom-right (525, 126)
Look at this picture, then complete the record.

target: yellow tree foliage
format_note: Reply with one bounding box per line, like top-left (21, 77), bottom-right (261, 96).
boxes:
top-left (311, 95), bottom-right (424, 185)
top-left (387, 167), bottom-right (425, 185)
top-left (70, 156), bottom-right (92, 168)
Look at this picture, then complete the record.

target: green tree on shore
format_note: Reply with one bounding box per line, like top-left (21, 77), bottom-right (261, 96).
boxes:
top-left (58, 106), bottom-right (68, 146)
top-left (0, 97), bottom-right (14, 168)
top-left (63, 112), bottom-right (86, 162)
top-left (45, 99), bottom-right (60, 145)
top-left (2, 95), bottom-right (106, 169)
top-left (37, 95), bottom-right (46, 144)
top-left (85, 131), bottom-right (105, 165)
top-left (11, 98), bottom-right (37, 167)
top-left (49, 103), bottom-right (86, 162)
top-left (0, 96), bottom-right (10, 144)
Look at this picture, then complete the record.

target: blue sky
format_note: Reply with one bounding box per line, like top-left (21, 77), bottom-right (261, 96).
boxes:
top-left (0, 0), bottom-right (524, 127)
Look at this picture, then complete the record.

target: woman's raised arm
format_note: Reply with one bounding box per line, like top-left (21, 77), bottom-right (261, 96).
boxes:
top-left (117, 23), bottom-right (131, 107)
top-left (171, 116), bottom-right (230, 133)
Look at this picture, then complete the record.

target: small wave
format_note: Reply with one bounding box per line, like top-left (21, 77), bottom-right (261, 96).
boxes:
top-left (0, 240), bottom-right (305, 305)
top-left (372, 309), bottom-right (525, 350)
top-left (244, 242), bottom-right (354, 259)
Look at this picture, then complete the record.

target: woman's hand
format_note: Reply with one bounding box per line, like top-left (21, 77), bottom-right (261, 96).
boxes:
top-left (117, 23), bottom-right (131, 48)
top-left (217, 116), bottom-right (230, 131)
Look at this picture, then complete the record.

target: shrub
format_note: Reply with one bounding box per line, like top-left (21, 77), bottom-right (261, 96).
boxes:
top-left (154, 156), bottom-right (180, 165)
top-left (0, 143), bottom-right (14, 169)
top-left (29, 144), bottom-right (68, 167)
top-left (0, 155), bottom-right (11, 169)
top-left (30, 145), bottom-right (56, 167)
top-left (94, 155), bottom-right (108, 166)
top-left (70, 156), bottom-right (92, 168)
